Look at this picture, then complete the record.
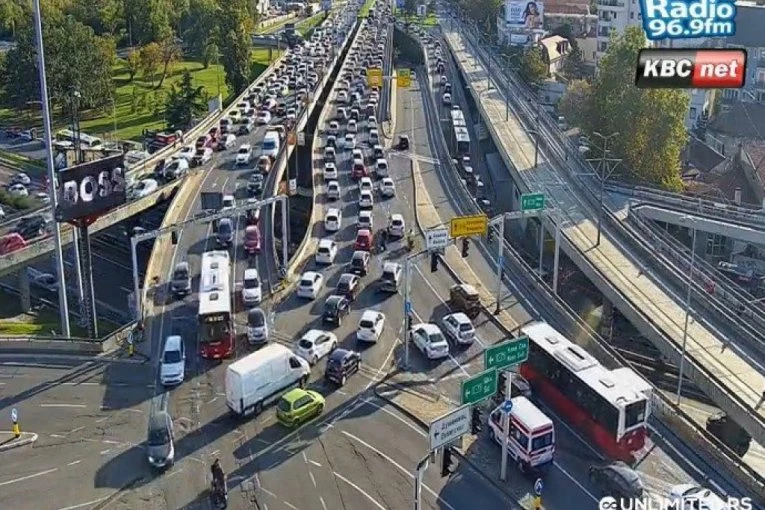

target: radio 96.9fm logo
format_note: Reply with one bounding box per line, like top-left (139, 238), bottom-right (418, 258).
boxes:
top-left (55, 154), bottom-right (127, 223)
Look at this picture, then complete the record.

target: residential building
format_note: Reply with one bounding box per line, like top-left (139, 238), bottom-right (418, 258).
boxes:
top-left (537, 35), bottom-right (571, 75)
top-left (595, 0), bottom-right (643, 60)
top-left (723, 1), bottom-right (765, 104)
top-left (575, 26), bottom-right (598, 70)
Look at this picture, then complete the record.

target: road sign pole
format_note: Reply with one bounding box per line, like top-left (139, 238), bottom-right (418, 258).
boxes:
top-left (538, 222), bottom-right (544, 277)
top-left (494, 217), bottom-right (505, 315)
top-left (413, 453), bottom-right (428, 510)
top-left (552, 224), bottom-right (561, 295)
top-left (500, 372), bottom-right (512, 481)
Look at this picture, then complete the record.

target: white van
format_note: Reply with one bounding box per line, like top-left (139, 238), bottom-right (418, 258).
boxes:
top-left (488, 396), bottom-right (555, 473)
top-left (262, 130), bottom-right (281, 159)
top-left (225, 344), bottom-right (310, 416)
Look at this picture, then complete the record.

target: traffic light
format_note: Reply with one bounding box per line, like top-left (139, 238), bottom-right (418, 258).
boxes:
top-left (171, 230), bottom-right (178, 245)
top-left (487, 228), bottom-right (494, 243)
top-left (406, 311), bottom-right (413, 332)
top-left (441, 446), bottom-right (457, 477)
top-left (430, 252), bottom-right (439, 272)
top-left (461, 238), bottom-right (470, 258)
top-left (471, 407), bottom-right (482, 434)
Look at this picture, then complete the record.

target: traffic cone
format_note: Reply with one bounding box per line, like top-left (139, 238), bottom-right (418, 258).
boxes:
top-left (12, 421), bottom-right (20, 438)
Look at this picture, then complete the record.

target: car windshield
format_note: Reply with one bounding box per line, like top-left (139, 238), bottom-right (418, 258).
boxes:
top-left (218, 221), bottom-right (232, 234)
top-left (531, 431), bottom-right (554, 451)
top-left (382, 270), bottom-right (396, 281)
top-left (298, 339), bottom-right (314, 349)
top-left (428, 332), bottom-right (445, 344)
top-left (263, 140), bottom-right (276, 150)
top-left (459, 323), bottom-right (473, 332)
top-left (244, 277), bottom-right (259, 289)
top-left (360, 319), bottom-right (374, 329)
top-left (163, 349), bottom-right (182, 364)
top-left (238, 148), bottom-right (249, 154)
top-left (318, 246), bottom-right (330, 254)
top-left (277, 399), bottom-right (291, 412)
top-left (148, 425), bottom-right (169, 445)
top-left (325, 300), bottom-right (338, 311)
top-left (301, 278), bottom-right (313, 287)
top-left (351, 257), bottom-right (364, 267)
top-left (248, 311), bottom-right (265, 327)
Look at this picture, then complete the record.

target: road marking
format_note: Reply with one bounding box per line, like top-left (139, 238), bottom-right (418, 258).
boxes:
top-left (0, 467), bottom-right (58, 487)
top-left (309, 471), bottom-right (317, 488)
top-left (54, 497), bottom-right (108, 510)
top-left (100, 449), bottom-right (112, 455)
top-left (340, 430), bottom-right (457, 510)
top-left (67, 460), bottom-right (81, 466)
top-left (284, 501), bottom-right (299, 510)
top-left (319, 496), bottom-right (328, 510)
top-left (68, 426), bottom-right (85, 434)
top-left (334, 472), bottom-right (386, 510)
top-left (361, 399), bottom-right (426, 437)
top-left (309, 459), bottom-right (323, 468)
top-left (40, 403), bottom-right (86, 408)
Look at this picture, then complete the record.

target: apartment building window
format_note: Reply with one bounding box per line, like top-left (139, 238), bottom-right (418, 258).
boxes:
top-left (706, 234), bottom-right (727, 259)
top-left (758, 70), bottom-right (765, 84)
top-left (689, 107), bottom-right (697, 120)
top-left (630, 12), bottom-right (634, 18)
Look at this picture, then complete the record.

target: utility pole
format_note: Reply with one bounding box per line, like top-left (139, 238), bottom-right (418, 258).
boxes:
top-left (586, 131), bottom-right (621, 247)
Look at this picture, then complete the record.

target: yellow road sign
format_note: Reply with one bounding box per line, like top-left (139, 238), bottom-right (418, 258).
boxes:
top-left (397, 68), bottom-right (411, 88)
top-left (367, 68), bottom-right (383, 87)
top-left (449, 214), bottom-right (488, 238)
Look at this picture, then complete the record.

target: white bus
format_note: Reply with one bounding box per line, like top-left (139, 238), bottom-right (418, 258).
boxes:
top-left (198, 251), bottom-right (234, 359)
top-left (54, 129), bottom-right (104, 150)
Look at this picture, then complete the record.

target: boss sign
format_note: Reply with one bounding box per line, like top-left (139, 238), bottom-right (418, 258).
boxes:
top-left (55, 154), bottom-right (127, 223)
top-left (635, 48), bottom-right (746, 88)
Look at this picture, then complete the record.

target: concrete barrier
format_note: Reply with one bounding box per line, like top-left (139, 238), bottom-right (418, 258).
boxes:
top-left (257, 12), bottom-right (297, 31)
top-left (0, 320), bottom-right (136, 355)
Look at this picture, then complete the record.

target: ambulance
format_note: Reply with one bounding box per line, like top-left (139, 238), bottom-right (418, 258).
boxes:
top-left (488, 396), bottom-right (555, 474)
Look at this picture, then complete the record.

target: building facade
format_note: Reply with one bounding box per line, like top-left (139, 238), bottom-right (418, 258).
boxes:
top-left (722, 2), bottom-right (765, 104)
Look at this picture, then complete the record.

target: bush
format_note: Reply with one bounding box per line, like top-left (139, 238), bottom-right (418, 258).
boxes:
top-left (0, 189), bottom-right (35, 210)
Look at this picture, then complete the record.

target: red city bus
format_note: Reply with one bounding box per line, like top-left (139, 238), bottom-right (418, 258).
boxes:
top-left (198, 251), bottom-right (234, 359)
top-left (520, 322), bottom-right (653, 461)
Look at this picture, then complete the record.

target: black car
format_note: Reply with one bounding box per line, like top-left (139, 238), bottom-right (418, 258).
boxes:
top-left (14, 215), bottom-right (48, 240)
top-left (588, 462), bottom-right (644, 499)
top-left (398, 135), bottom-right (410, 150)
top-left (325, 348), bottom-right (361, 386)
top-left (349, 250), bottom-right (370, 277)
top-left (247, 174), bottom-right (264, 196)
top-left (323, 295), bottom-right (350, 326)
top-left (335, 273), bottom-right (360, 301)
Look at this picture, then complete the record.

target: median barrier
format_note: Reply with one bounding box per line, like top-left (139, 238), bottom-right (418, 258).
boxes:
top-left (257, 12), bottom-right (297, 31)
top-left (0, 320), bottom-right (136, 355)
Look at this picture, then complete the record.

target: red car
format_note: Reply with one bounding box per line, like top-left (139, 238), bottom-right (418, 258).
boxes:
top-left (0, 233), bottom-right (26, 255)
top-left (208, 127), bottom-right (220, 143)
top-left (243, 225), bottom-right (261, 254)
top-left (352, 161), bottom-right (367, 180)
top-left (354, 229), bottom-right (373, 251)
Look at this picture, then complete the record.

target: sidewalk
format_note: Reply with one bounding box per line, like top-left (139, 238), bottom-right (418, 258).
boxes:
top-left (0, 431), bottom-right (38, 452)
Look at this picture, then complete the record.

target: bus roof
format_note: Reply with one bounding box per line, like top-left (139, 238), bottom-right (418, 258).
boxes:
top-left (522, 321), bottom-right (649, 408)
top-left (509, 396), bottom-right (553, 430)
top-left (199, 251), bottom-right (231, 316)
top-left (56, 128), bottom-right (103, 145)
top-left (455, 131), bottom-right (470, 143)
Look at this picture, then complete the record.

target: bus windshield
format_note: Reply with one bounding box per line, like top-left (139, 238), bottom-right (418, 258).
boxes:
top-left (263, 139), bottom-right (277, 150)
top-left (624, 400), bottom-right (647, 430)
top-left (531, 432), bottom-right (554, 451)
top-left (200, 319), bottom-right (230, 344)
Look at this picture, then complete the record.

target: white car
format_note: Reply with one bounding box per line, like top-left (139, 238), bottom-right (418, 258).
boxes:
top-left (295, 329), bottom-right (338, 365)
top-left (441, 313), bottom-right (476, 345)
top-left (131, 179), bottom-right (158, 199)
top-left (357, 210), bottom-right (373, 230)
top-left (324, 162), bottom-right (338, 180)
top-left (358, 176), bottom-right (373, 193)
top-left (257, 110), bottom-right (272, 125)
top-left (369, 129), bottom-right (380, 145)
top-left (412, 323), bottom-right (450, 360)
top-left (359, 190), bottom-right (374, 209)
top-left (347, 119), bottom-right (358, 133)
top-left (219, 133), bottom-right (237, 149)
top-left (326, 180), bottom-right (341, 200)
top-left (388, 213), bottom-right (405, 237)
top-left (669, 485), bottom-right (728, 510)
top-left (241, 268), bottom-right (262, 304)
top-left (375, 158), bottom-right (388, 177)
top-left (11, 172), bottom-right (31, 185)
top-left (351, 148), bottom-right (364, 161)
top-left (337, 90), bottom-right (348, 103)
top-left (357, 310), bottom-right (385, 342)
top-left (328, 120), bottom-right (339, 135)
top-left (379, 177), bottom-right (396, 197)
top-left (236, 144), bottom-right (253, 165)
top-left (315, 238), bottom-right (338, 264)
top-left (178, 145), bottom-right (195, 160)
top-left (8, 184), bottom-right (28, 197)
top-left (194, 147), bottom-right (213, 164)
top-left (159, 335), bottom-right (185, 386)
top-left (325, 207), bottom-right (342, 232)
top-left (297, 271), bottom-right (323, 299)
top-left (344, 133), bottom-right (356, 150)
top-left (222, 194), bottom-right (236, 211)
top-left (442, 93), bottom-right (452, 105)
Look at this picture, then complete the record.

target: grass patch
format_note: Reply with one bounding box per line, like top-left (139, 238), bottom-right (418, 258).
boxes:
top-left (0, 49), bottom-right (280, 142)
top-left (297, 12), bottom-right (328, 36)
top-left (0, 304), bottom-right (117, 338)
top-left (398, 12), bottom-right (438, 26)
top-left (359, 0), bottom-right (377, 18)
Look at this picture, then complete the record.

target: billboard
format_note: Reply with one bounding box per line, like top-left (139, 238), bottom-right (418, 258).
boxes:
top-left (54, 154), bottom-right (127, 223)
top-left (504, 0), bottom-right (544, 29)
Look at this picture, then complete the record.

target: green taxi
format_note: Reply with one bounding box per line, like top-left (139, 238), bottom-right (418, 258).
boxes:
top-left (276, 388), bottom-right (326, 427)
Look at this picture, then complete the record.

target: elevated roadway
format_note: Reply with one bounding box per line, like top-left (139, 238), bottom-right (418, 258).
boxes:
top-left (439, 18), bottom-right (765, 447)
top-left (410, 37), bottom-right (753, 503)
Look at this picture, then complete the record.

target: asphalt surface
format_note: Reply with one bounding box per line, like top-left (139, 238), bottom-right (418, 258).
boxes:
top-left (415, 27), bottom-right (753, 505)
top-left (0, 353), bottom-right (153, 510)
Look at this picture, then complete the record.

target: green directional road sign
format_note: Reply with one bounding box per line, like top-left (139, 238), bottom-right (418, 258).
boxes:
top-left (521, 193), bottom-right (545, 212)
top-left (461, 368), bottom-right (498, 405)
top-left (484, 337), bottom-right (529, 371)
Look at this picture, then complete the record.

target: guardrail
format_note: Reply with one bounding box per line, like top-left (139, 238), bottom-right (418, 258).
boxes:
top-left (446, 23), bottom-right (765, 445)
top-left (416, 32), bottom-right (765, 501)
top-left (0, 320), bottom-right (136, 355)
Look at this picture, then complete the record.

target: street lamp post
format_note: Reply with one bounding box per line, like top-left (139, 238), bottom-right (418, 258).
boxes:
top-left (33, 0), bottom-right (71, 337)
top-left (676, 217), bottom-right (698, 405)
top-left (587, 131), bottom-right (621, 247)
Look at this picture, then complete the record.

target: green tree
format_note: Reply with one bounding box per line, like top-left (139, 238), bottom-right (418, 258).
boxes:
top-left (562, 43), bottom-right (588, 79)
top-left (124, 0), bottom-right (171, 45)
top-left (459, 0), bottom-right (501, 33)
top-left (202, 41), bottom-right (219, 69)
top-left (520, 46), bottom-right (547, 86)
top-left (217, 0), bottom-right (253, 95)
top-left (139, 41), bottom-right (162, 85)
top-left (589, 26), bottom-right (688, 190)
top-left (558, 79), bottom-right (592, 128)
top-left (403, 0), bottom-right (417, 15)
top-left (0, 0), bottom-right (28, 36)
top-left (156, 29), bottom-right (181, 88)
top-left (125, 48), bottom-right (141, 81)
top-left (183, 0), bottom-right (219, 57)
top-left (0, 11), bottom-right (114, 111)
top-left (164, 68), bottom-right (206, 129)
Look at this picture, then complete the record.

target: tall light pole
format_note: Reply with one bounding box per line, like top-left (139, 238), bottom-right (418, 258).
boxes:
top-left (33, 0), bottom-right (71, 336)
top-left (586, 131), bottom-right (621, 247)
top-left (676, 216), bottom-right (698, 405)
